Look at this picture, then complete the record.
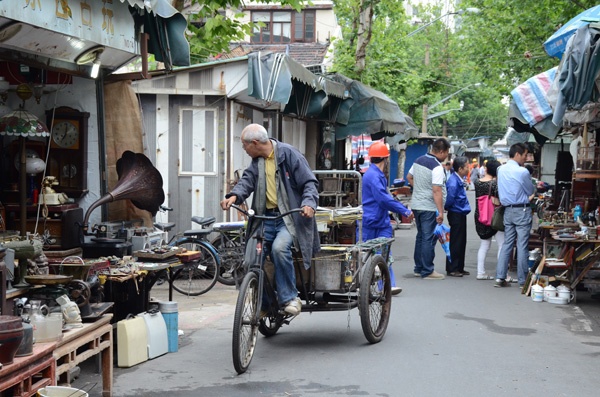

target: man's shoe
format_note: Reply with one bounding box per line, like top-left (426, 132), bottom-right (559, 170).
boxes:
top-left (283, 298), bottom-right (302, 316)
top-left (460, 270), bottom-right (471, 276)
top-left (424, 271), bottom-right (445, 280)
top-left (413, 272), bottom-right (421, 277)
top-left (391, 287), bottom-right (402, 295)
top-left (494, 279), bottom-right (508, 288)
top-left (448, 272), bottom-right (463, 277)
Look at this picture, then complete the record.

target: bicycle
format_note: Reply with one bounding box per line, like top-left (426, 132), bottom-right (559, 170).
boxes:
top-left (154, 205), bottom-right (247, 291)
top-left (230, 205), bottom-right (392, 374)
top-left (152, 209), bottom-right (221, 296)
top-left (211, 220), bottom-right (247, 286)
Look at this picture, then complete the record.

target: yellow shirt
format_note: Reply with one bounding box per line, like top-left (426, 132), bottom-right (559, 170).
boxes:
top-left (265, 150), bottom-right (277, 209)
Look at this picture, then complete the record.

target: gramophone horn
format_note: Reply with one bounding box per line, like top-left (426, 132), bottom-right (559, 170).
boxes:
top-left (82, 151), bottom-right (165, 234)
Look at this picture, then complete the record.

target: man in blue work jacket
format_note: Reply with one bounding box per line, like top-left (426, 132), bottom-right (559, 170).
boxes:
top-left (362, 141), bottom-right (414, 295)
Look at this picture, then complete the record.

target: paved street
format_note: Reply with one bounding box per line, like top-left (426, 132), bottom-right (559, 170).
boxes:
top-left (76, 190), bottom-right (600, 396)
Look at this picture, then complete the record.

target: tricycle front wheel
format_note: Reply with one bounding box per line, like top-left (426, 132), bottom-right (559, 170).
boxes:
top-left (359, 254), bottom-right (391, 343)
top-left (232, 272), bottom-right (259, 374)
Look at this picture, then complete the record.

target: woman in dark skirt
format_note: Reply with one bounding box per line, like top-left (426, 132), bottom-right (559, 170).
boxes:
top-left (474, 159), bottom-right (504, 280)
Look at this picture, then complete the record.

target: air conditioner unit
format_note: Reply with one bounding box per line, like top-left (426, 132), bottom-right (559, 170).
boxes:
top-left (306, 64), bottom-right (326, 74)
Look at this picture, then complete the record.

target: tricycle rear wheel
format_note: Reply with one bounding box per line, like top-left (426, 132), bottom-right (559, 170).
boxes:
top-left (232, 272), bottom-right (259, 374)
top-left (258, 315), bottom-right (282, 337)
top-left (359, 254), bottom-right (391, 343)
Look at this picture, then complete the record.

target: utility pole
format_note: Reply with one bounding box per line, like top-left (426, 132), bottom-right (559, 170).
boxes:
top-left (422, 104), bottom-right (428, 135)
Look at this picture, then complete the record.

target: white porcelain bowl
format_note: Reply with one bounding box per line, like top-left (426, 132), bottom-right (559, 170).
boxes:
top-left (548, 296), bottom-right (568, 305)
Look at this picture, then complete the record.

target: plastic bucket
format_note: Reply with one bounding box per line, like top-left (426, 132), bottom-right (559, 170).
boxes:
top-left (37, 386), bottom-right (89, 397)
top-left (158, 301), bottom-right (178, 353)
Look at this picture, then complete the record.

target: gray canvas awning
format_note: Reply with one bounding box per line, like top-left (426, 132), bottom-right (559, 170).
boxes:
top-left (329, 74), bottom-right (418, 141)
top-left (247, 53), bottom-right (347, 121)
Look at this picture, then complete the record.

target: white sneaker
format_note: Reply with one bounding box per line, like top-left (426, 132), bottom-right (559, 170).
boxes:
top-left (283, 298), bottom-right (302, 316)
top-left (391, 287), bottom-right (402, 295)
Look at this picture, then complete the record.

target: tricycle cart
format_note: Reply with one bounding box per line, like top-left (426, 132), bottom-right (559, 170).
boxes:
top-left (231, 171), bottom-right (393, 374)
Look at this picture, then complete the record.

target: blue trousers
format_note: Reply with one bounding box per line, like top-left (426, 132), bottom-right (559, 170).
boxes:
top-left (413, 210), bottom-right (437, 277)
top-left (262, 218), bottom-right (297, 306)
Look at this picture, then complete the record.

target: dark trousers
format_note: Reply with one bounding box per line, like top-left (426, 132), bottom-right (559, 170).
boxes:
top-left (446, 211), bottom-right (467, 273)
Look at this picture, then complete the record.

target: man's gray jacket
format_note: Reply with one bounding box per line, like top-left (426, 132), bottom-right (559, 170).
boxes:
top-left (226, 140), bottom-right (320, 269)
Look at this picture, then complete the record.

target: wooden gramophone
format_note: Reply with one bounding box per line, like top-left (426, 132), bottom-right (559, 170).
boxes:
top-left (80, 151), bottom-right (165, 258)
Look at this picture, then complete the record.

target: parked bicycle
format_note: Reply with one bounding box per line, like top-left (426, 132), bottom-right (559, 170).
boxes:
top-left (211, 220), bottom-right (246, 286)
top-left (154, 205), bottom-right (248, 291)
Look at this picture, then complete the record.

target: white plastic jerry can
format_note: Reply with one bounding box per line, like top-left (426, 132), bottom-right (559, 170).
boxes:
top-left (140, 309), bottom-right (169, 359)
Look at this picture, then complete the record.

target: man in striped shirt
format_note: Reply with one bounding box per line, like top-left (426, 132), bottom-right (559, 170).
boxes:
top-left (407, 138), bottom-right (451, 280)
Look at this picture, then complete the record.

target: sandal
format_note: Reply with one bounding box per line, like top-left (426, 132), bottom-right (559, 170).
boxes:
top-left (476, 274), bottom-right (494, 280)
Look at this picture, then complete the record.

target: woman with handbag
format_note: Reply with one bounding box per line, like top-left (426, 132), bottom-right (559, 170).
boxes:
top-left (473, 159), bottom-right (505, 280)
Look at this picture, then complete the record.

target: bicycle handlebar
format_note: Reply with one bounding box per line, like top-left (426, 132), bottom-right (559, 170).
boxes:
top-left (229, 204), bottom-right (304, 220)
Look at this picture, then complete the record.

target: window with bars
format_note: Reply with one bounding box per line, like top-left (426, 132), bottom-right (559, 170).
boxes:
top-left (251, 10), bottom-right (315, 43)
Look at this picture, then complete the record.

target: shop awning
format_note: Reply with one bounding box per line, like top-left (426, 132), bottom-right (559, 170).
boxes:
top-left (509, 68), bottom-right (560, 143)
top-left (124, 0), bottom-right (191, 68)
top-left (329, 74), bottom-right (418, 141)
top-left (247, 53), bottom-right (347, 121)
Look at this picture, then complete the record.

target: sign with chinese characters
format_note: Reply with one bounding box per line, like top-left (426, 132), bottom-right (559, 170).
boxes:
top-left (1, 0), bottom-right (137, 54)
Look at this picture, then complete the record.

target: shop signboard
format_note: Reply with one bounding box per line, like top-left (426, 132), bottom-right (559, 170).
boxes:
top-left (0, 0), bottom-right (138, 67)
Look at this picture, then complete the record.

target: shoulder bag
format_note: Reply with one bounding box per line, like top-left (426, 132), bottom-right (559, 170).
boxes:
top-left (491, 205), bottom-right (505, 232)
top-left (477, 183), bottom-right (495, 226)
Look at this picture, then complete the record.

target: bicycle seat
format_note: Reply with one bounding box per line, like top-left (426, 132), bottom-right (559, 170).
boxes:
top-left (183, 228), bottom-right (213, 237)
top-left (191, 216), bottom-right (216, 228)
top-left (154, 222), bottom-right (176, 232)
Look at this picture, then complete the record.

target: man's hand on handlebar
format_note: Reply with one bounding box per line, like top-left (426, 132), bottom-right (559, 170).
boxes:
top-left (301, 205), bottom-right (315, 218)
top-left (221, 196), bottom-right (237, 210)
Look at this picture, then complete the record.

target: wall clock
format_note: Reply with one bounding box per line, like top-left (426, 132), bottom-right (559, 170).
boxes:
top-left (46, 107), bottom-right (90, 198)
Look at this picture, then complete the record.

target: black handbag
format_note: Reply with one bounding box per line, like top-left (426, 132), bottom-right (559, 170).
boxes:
top-left (491, 205), bottom-right (505, 232)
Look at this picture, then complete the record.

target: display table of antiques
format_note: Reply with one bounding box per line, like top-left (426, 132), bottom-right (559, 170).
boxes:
top-left (0, 341), bottom-right (57, 396)
top-left (54, 314), bottom-right (113, 397)
top-left (530, 223), bottom-right (600, 301)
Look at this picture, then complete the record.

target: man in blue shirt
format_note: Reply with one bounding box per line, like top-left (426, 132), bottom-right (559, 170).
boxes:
top-left (362, 141), bottom-right (413, 295)
top-left (444, 156), bottom-right (472, 277)
top-left (495, 142), bottom-right (534, 287)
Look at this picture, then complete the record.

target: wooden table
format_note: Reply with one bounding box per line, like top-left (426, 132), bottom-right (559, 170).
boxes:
top-left (549, 237), bottom-right (600, 300)
top-left (54, 314), bottom-right (113, 397)
top-left (0, 342), bottom-right (56, 396)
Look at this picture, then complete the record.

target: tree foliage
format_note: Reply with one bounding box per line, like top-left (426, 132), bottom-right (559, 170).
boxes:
top-left (458, 0), bottom-right (598, 92)
top-left (331, 0), bottom-right (599, 141)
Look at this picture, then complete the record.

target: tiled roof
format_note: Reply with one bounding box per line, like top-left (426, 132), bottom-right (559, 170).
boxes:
top-left (213, 43), bottom-right (329, 67)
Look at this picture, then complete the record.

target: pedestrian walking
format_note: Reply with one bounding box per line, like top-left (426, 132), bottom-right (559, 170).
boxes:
top-left (470, 162), bottom-right (480, 188)
top-left (444, 156), bottom-right (471, 277)
top-left (407, 138), bottom-right (450, 280)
